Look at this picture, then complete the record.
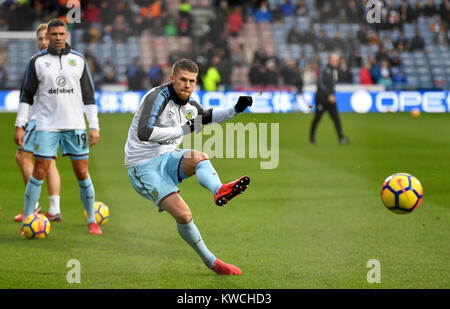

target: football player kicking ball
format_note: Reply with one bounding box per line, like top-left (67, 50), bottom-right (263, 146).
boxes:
top-left (14, 23), bottom-right (62, 223)
top-left (125, 58), bottom-right (253, 275)
top-left (14, 19), bottom-right (102, 235)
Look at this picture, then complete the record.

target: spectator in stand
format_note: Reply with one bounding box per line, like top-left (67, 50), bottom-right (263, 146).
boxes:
top-left (424, 0), bottom-right (437, 17)
top-left (202, 55), bottom-right (222, 91)
top-left (127, 58), bottom-right (147, 91)
top-left (101, 24), bottom-right (113, 43)
top-left (409, 29), bottom-right (425, 51)
top-left (279, 57), bottom-right (298, 86)
top-left (412, 0), bottom-right (425, 21)
top-left (84, 49), bottom-right (103, 89)
top-left (281, 0), bottom-right (295, 16)
top-left (253, 46), bottom-right (268, 66)
top-left (130, 14), bottom-right (150, 36)
top-left (394, 31), bottom-right (409, 51)
top-left (348, 49), bottom-right (363, 68)
top-left (346, 0), bottom-right (363, 23)
top-left (434, 23), bottom-right (448, 45)
top-left (332, 30), bottom-right (347, 52)
top-left (319, 1), bottom-right (333, 21)
top-left (102, 59), bottom-right (117, 84)
top-left (149, 0), bottom-right (163, 19)
top-left (112, 14), bottom-right (129, 43)
top-left (338, 57), bottom-right (352, 83)
top-left (378, 59), bottom-right (392, 88)
top-left (376, 44), bottom-right (390, 63)
top-left (392, 67), bottom-right (407, 87)
top-left (360, 61), bottom-right (373, 85)
top-left (294, 0), bottom-right (309, 17)
top-left (303, 61), bottom-right (317, 86)
top-left (265, 59), bottom-right (280, 86)
top-left (369, 57), bottom-right (381, 84)
top-left (398, 0), bottom-right (414, 23)
top-left (151, 17), bottom-right (165, 36)
top-left (345, 31), bottom-right (359, 53)
top-left (384, 35), bottom-right (395, 52)
top-left (179, 0), bottom-right (192, 19)
top-left (84, 2), bottom-right (101, 24)
top-left (165, 15), bottom-right (178, 37)
top-left (315, 29), bottom-right (332, 51)
top-left (100, 1), bottom-right (115, 26)
top-left (249, 58), bottom-right (267, 86)
top-left (287, 24), bottom-right (302, 44)
top-left (254, 0), bottom-right (272, 23)
top-left (228, 5), bottom-right (244, 37)
top-left (231, 43), bottom-right (253, 68)
top-left (149, 60), bottom-right (164, 87)
top-left (214, 0), bottom-right (229, 36)
top-left (272, 4), bottom-right (284, 24)
top-left (356, 25), bottom-right (370, 45)
top-left (81, 27), bottom-right (101, 43)
top-left (303, 27), bottom-right (316, 45)
top-left (389, 49), bottom-right (402, 67)
top-left (439, 0), bottom-right (450, 21)
top-left (178, 15), bottom-right (192, 36)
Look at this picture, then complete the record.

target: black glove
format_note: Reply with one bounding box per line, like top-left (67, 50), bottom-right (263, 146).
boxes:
top-left (181, 115), bottom-right (202, 135)
top-left (234, 96), bottom-right (253, 113)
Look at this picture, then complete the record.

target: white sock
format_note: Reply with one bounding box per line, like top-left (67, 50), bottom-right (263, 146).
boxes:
top-left (48, 195), bottom-right (60, 215)
top-left (35, 202), bottom-right (40, 210)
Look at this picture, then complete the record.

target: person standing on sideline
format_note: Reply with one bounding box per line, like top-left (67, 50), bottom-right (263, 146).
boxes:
top-left (309, 53), bottom-right (350, 145)
top-left (14, 19), bottom-right (102, 235)
top-left (14, 23), bottom-right (62, 223)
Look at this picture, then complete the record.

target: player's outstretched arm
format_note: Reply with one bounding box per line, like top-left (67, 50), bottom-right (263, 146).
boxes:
top-left (202, 96), bottom-right (253, 126)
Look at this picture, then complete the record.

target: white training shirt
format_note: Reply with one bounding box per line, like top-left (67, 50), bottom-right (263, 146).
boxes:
top-left (16, 43), bottom-right (99, 131)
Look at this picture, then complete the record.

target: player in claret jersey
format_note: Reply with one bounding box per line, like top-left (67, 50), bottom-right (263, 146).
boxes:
top-left (14, 19), bottom-right (102, 235)
top-left (125, 58), bottom-right (253, 275)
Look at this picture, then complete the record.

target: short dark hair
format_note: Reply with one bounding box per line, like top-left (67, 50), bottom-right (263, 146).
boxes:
top-left (47, 19), bottom-right (67, 31)
top-left (172, 58), bottom-right (199, 75)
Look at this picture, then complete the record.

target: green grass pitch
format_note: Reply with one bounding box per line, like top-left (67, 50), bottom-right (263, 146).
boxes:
top-left (0, 112), bottom-right (448, 289)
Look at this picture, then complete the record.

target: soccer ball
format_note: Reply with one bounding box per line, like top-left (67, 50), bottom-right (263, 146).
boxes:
top-left (411, 108), bottom-right (421, 118)
top-left (84, 201), bottom-right (110, 225)
top-left (381, 173), bottom-right (423, 214)
top-left (22, 213), bottom-right (51, 239)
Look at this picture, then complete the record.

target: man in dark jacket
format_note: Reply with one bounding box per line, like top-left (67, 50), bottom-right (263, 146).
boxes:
top-left (309, 53), bottom-right (349, 145)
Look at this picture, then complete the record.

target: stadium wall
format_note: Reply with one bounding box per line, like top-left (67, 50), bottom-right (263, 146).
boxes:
top-left (1, 90), bottom-right (449, 114)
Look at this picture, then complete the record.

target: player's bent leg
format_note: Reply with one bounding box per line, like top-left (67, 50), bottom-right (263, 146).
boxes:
top-left (45, 159), bottom-right (62, 221)
top-left (71, 158), bottom-right (101, 234)
top-left (181, 150), bottom-right (209, 177)
top-left (159, 192), bottom-right (192, 224)
top-left (14, 150), bottom-right (40, 222)
top-left (182, 150), bottom-right (223, 196)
